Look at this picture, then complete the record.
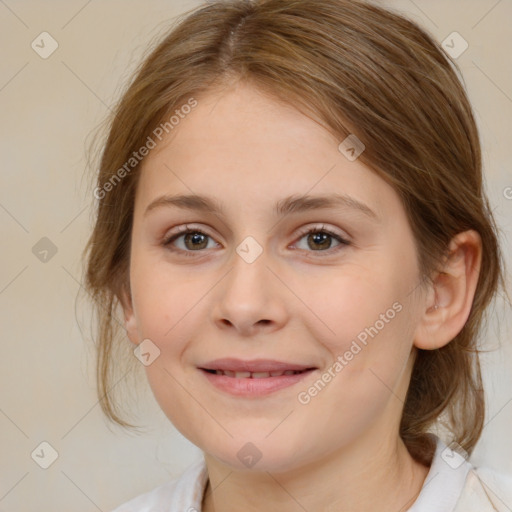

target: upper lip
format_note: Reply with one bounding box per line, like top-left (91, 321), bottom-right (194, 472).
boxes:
top-left (199, 358), bottom-right (316, 372)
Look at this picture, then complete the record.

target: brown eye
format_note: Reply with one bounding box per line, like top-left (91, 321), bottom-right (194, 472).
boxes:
top-left (305, 231), bottom-right (335, 250)
top-left (163, 227), bottom-right (218, 255)
top-left (294, 226), bottom-right (350, 254)
top-left (181, 232), bottom-right (209, 250)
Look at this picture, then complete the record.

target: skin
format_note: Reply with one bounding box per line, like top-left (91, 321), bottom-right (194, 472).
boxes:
top-left (122, 81), bottom-right (482, 512)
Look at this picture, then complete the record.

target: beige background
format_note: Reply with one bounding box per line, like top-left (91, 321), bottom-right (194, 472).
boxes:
top-left (1, 1), bottom-right (511, 511)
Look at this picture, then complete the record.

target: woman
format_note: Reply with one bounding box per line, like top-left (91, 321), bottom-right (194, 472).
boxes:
top-left (83, 0), bottom-right (508, 510)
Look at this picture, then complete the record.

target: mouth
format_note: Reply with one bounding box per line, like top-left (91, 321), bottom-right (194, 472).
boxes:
top-left (198, 358), bottom-right (317, 397)
top-left (202, 368), bottom-right (309, 378)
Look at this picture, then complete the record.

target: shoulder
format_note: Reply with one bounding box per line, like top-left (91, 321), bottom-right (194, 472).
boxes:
top-left (109, 458), bottom-right (208, 512)
top-left (453, 467), bottom-right (512, 512)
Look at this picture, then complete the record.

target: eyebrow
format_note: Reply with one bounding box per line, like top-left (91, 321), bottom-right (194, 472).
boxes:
top-left (144, 192), bottom-right (378, 219)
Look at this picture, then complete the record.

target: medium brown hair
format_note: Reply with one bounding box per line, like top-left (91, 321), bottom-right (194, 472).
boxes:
top-left (82, 0), bottom-right (507, 464)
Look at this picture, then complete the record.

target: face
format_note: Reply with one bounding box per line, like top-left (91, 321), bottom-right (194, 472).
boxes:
top-left (123, 82), bottom-right (427, 473)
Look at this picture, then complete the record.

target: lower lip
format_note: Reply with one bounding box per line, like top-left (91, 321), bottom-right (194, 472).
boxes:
top-left (200, 369), bottom-right (316, 397)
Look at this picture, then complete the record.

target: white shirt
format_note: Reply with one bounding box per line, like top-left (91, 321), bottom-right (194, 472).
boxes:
top-left (110, 436), bottom-right (505, 511)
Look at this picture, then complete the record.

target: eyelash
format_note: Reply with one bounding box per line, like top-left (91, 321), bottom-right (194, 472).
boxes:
top-left (162, 224), bottom-right (350, 258)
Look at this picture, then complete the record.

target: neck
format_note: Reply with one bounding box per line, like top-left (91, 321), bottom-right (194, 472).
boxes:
top-left (201, 433), bottom-right (430, 512)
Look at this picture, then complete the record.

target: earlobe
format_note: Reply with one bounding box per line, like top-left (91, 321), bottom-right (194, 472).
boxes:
top-left (119, 287), bottom-right (140, 346)
top-left (124, 312), bottom-right (139, 345)
top-left (413, 230), bottom-right (482, 350)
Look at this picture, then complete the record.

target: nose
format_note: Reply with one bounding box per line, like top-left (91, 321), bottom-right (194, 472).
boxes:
top-left (211, 248), bottom-right (289, 337)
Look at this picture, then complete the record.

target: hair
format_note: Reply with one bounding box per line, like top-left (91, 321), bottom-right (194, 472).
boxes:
top-left (82, 0), bottom-right (507, 465)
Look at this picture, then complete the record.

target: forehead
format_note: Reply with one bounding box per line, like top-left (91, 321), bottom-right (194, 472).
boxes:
top-left (135, 83), bottom-right (399, 222)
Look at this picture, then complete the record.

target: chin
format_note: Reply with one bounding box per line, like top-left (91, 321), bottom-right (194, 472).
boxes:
top-left (203, 436), bottom-right (314, 474)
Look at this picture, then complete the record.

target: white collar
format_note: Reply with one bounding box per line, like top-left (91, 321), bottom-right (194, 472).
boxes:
top-left (408, 435), bottom-right (472, 512)
top-left (132, 435), bottom-right (472, 511)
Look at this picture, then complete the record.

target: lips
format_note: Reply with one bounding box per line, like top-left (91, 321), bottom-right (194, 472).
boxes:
top-left (198, 358), bottom-right (317, 396)
top-left (199, 358), bottom-right (315, 375)
top-left (206, 369), bottom-right (305, 378)
top-left (199, 359), bottom-right (317, 399)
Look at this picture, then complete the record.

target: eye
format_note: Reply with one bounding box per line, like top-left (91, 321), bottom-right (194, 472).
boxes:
top-left (292, 224), bottom-right (350, 256)
top-left (162, 224), bottom-right (219, 256)
top-left (162, 223), bottom-right (350, 257)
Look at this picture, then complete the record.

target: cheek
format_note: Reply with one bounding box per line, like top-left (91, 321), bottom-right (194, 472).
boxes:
top-left (143, 359), bottom-right (208, 448)
top-left (316, 282), bottom-right (417, 406)
top-left (302, 267), bottom-right (409, 349)
top-left (130, 254), bottom-right (206, 339)
top-left (298, 262), bottom-right (418, 406)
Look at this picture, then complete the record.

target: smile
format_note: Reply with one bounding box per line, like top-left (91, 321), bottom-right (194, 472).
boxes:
top-left (204, 369), bottom-right (305, 378)
top-left (198, 359), bottom-right (317, 397)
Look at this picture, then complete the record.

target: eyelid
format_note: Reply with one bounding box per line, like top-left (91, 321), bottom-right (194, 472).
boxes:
top-left (163, 223), bottom-right (212, 240)
top-left (292, 223), bottom-right (350, 245)
top-left (162, 222), bottom-right (351, 256)
top-left (162, 223), bottom-right (218, 247)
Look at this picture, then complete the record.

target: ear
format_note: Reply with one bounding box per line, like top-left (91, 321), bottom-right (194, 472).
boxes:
top-left (414, 230), bottom-right (482, 350)
top-left (119, 285), bottom-right (140, 347)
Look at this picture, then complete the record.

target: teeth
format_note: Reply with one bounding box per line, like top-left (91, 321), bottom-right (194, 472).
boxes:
top-left (210, 369), bottom-right (305, 378)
